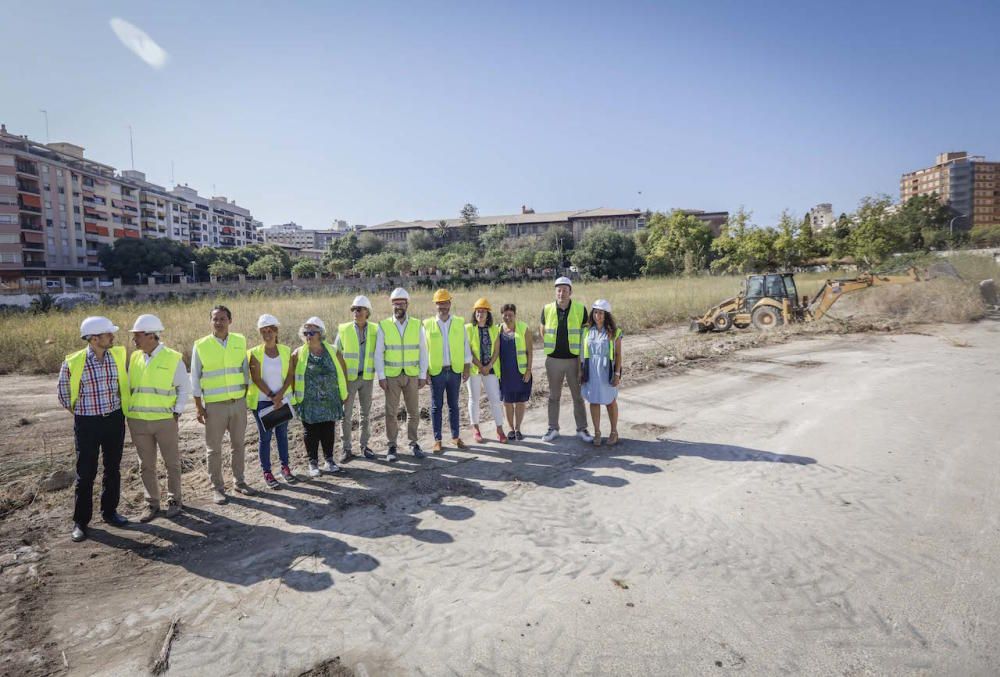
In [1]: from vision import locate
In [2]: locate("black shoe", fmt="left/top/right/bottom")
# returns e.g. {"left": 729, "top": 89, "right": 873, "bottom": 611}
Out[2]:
{"left": 340, "top": 451, "right": 354, "bottom": 464}
{"left": 507, "top": 430, "right": 516, "bottom": 441}
{"left": 103, "top": 512, "right": 129, "bottom": 527}
{"left": 386, "top": 446, "right": 398, "bottom": 463}
{"left": 410, "top": 442, "right": 426, "bottom": 459}
{"left": 515, "top": 431, "right": 524, "bottom": 441}
{"left": 71, "top": 524, "right": 87, "bottom": 542}
{"left": 362, "top": 447, "right": 376, "bottom": 460}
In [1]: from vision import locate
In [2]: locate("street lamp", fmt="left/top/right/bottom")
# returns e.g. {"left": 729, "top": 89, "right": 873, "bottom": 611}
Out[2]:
{"left": 949, "top": 213, "right": 967, "bottom": 241}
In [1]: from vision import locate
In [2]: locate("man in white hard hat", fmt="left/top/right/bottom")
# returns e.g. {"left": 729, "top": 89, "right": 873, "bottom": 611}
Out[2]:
{"left": 127, "top": 314, "right": 191, "bottom": 523}
{"left": 57, "top": 316, "right": 131, "bottom": 542}
{"left": 191, "top": 305, "right": 255, "bottom": 504}
{"left": 539, "top": 276, "right": 593, "bottom": 443}
{"left": 334, "top": 295, "right": 377, "bottom": 462}
{"left": 374, "top": 287, "right": 429, "bottom": 462}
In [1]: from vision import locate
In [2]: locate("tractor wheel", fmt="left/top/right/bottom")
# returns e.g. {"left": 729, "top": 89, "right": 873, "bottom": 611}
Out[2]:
{"left": 712, "top": 312, "right": 733, "bottom": 332}
{"left": 689, "top": 320, "right": 709, "bottom": 334}
{"left": 751, "top": 306, "right": 783, "bottom": 330}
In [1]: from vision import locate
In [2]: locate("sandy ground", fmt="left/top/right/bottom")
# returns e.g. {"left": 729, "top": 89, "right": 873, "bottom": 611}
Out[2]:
{"left": 2, "top": 317, "right": 999, "bottom": 676}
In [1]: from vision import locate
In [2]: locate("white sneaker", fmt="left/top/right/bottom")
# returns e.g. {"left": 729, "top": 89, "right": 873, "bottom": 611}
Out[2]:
{"left": 542, "top": 429, "right": 559, "bottom": 443}
{"left": 308, "top": 462, "right": 321, "bottom": 477}
{"left": 577, "top": 430, "right": 594, "bottom": 443}
{"left": 323, "top": 460, "right": 341, "bottom": 473}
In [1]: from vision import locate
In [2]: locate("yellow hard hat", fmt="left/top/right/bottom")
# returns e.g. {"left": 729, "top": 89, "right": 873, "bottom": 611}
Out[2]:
{"left": 432, "top": 289, "right": 452, "bottom": 303}
{"left": 473, "top": 297, "right": 492, "bottom": 312}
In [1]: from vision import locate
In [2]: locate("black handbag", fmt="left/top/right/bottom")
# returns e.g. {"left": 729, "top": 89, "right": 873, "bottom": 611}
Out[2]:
{"left": 259, "top": 403, "right": 293, "bottom": 431}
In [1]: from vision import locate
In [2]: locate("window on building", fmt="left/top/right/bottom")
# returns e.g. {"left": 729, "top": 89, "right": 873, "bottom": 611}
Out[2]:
{"left": 0, "top": 252, "right": 20, "bottom": 264}
{"left": 0, "top": 215, "right": 16, "bottom": 225}
{"left": 0, "top": 233, "right": 18, "bottom": 243}
{"left": 0, "top": 175, "right": 16, "bottom": 187}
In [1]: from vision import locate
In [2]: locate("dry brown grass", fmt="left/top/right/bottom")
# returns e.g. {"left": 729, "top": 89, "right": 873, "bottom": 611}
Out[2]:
{"left": 836, "top": 278, "right": 986, "bottom": 325}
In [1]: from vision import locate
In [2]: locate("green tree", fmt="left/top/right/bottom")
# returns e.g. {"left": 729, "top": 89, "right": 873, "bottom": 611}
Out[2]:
{"left": 407, "top": 229, "right": 436, "bottom": 252}
{"left": 797, "top": 217, "right": 821, "bottom": 261}
{"left": 570, "top": 226, "right": 641, "bottom": 279}
{"left": 969, "top": 223, "right": 1000, "bottom": 247}
{"left": 208, "top": 260, "right": 243, "bottom": 279}
{"left": 325, "top": 257, "right": 351, "bottom": 275}
{"left": 710, "top": 207, "right": 754, "bottom": 273}
{"left": 246, "top": 255, "right": 285, "bottom": 278}
{"left": 848, "top": 195, "right": 907, "bottom": 268}
{"left": 357, "top": 232, "right": 385, "bottom": 257}
{"left": 323, "top": 232, "right": 361, "bottom": 265}
{"left": 894, "top": 193, "right": 953, "bottom": 250}
{"left": 459, "top": 203, "right": 479, "bottom": 242}
{"left": 772, "top": 210, "right": 801, "bottom": 269}
{"left": 410, "top": 250, "right": 439, "bottom": 272}
{"left": 479, "top": 224, "right": 509, "bottom": 252}
{"left": 533, "top": 250, "right": 561, "bottom": 270}
{"left": 291, "top": 259, "right": 321, "bottom": 277}
{"left": 643, "top": 211, "right": 712, "bottom": 275}
{"left": 98, "top": 237, "right": 195, "bottom": 283}
{"left": 541, "top": 225, "right": 574, "bottom": 255}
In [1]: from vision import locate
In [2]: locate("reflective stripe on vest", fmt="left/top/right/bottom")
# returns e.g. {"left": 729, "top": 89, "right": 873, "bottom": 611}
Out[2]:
{"left": 424, "top": 316, "right": 465, "bottom": 376}
{"left": 65, "top": 345, "right": 129, "bottom": 415}
{"left": 194, "top": 333, "right": 247, "bottom": 403}
{"left": 542, "top": 301, "right": 585, "bottom": 355}
{"left": 582, "top": 327, "right": 623, "bottom": 361}
{"left": 127, "top": 346, "right": 182, "bottom": 420}
{"left": 379, "top": 318, "right": 421, "bottom": 377}
{"left": 465, "top": 323, "right": 500, "bottom": 376}
{"left": 246, "top": 343, "right": 291, "bottom": 407}
{"left": 337, "top": 322, "right": 376, "bottom": 381}
{"left": 291, "top": 341, "right": 348, "bottom": 405}
{"left": 496, "top": 321, "right": 529, "bottom": 381}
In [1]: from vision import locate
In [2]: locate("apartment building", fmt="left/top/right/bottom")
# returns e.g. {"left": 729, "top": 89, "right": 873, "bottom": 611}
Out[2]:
{"left": 263, "top": 222, "right": 343, "bottom": 250}
{"left": 900, "top": 152, "right": 1000, "bottom": 229}
{"left": 808, "top": 203, "right": 836, "bottom": 231}
{"left": 0, "top": 124, "right": 262, "bottom": 285}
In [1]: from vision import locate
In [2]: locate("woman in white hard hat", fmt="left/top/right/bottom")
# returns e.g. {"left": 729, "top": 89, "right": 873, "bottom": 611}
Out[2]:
{"left": 248, "top": 314, "right": 295, "bottom": 488}
{"left": 287, "top": 317, "right": 349, "bottom": 477}
{"left": 580, "top": 299, "right": 623, "bottom": 446}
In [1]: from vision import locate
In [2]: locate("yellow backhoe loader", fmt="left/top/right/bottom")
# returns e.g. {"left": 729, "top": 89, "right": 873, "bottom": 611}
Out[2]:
{"left": 690, "top": 268, "right": 922, "bottom": 332}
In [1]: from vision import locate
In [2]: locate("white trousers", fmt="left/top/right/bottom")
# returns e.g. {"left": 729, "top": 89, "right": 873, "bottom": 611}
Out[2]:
{"left": 467, "top": 373, "right": 504, "bottom": 425}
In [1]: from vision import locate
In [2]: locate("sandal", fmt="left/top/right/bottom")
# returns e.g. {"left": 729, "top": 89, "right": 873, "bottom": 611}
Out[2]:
{"left": 593, "top": 431, "right": 602, "bottom": 447}
{"left": 607, "top": 431, "right": 619, "bottom": 446}
{"left": 473, "top": 429, "right": 484, "bottom": 444}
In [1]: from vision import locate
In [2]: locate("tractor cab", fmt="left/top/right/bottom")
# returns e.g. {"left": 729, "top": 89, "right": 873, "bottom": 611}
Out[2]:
{"left": 743, "top": 273, "right": 798, "bottom": 313}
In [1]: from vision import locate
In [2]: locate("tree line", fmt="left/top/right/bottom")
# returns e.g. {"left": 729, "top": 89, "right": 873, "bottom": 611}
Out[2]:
{"left": 97, "top": 195, "right": 999, "bottom": 284}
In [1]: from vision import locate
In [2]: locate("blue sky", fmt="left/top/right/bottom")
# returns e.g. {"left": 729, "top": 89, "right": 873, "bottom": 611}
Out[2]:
{"left": 3, "top": 1, "right": 998, "bottom": 229}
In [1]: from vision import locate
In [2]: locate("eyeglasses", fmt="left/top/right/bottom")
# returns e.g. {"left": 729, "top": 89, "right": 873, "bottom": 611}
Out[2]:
{"left": 351, "top": 307, "right": 364, "bottom": 312}
{"left": 303, "top": 330, "right": 318, "bottom": 337}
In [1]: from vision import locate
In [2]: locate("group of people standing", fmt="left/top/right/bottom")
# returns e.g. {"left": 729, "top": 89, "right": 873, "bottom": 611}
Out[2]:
{"left": 57, "top": 276, "right": 623, "bottom": 542}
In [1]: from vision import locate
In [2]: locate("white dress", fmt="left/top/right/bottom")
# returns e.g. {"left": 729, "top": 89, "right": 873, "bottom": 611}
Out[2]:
{"left": 581, "top": 327, "right": 618, "bottom": 405}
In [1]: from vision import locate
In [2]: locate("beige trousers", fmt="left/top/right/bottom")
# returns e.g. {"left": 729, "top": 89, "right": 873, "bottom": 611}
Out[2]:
{"left": 384, "top": 374, "right": 420, "bottom": 446}
{"left": 128, "top": 417, "right": 182, "bottom": 508}
{"left": 545, "top": 356, "right": 588, "bottom": 432}
{"left": 340, "top": 377, "right": 374, "bottom": 459}
{"left": 205, "top": 398, "right": 247, "bottom": 491}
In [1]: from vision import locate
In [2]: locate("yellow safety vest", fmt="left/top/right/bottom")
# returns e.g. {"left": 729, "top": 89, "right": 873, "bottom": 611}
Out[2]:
{"left": 496, "top": 321, "right": 529, "bottom": 381}
{"left": 424, "top": 316, "right": 466, "bottom": 376}
{"left": 193, "top": 333, "right": 247, "bottom": 403}
{"left": 127, "top": 345, "right": 182, "bottom": 420}
{"left": 582, "top": 327, "right": 623, "bottom": 361}
{"left": 291, "top": 341, "right": 348, "bottom": 404}
{"left": 246, "top": 343, "right": 291, "bottom": 407}
{"left": 337, "top": 322, "right": 376, "bottom": 381}
{"left": 542, "top": 301, "right": 585, "bottom": 356}
{"left": 65, "top": 345, "right": 129, "bottom": 415}
{"left": 379, "top": 317, "right": 421, "bottom": 377}
{"left": 465, "top": 323, "right": 500, "bottom": 376}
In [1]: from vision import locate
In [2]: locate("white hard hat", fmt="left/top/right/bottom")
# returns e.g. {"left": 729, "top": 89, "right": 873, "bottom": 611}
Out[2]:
{"left": 257, "top": 313, "right": 280, "bottom": 329}
{"left": 351, "top": 295, "right": 373, "bottom": 311}
{"left": 129, "top": 314, "right": 164, "bottom": 333}
{"left": 554, "top": 276, "right": 573, "bottom": 287}
{"left": 303, "top": 316, "right": 326, "bottom": 332}
{"left": 592, "top": 299, "right": 612, "bottom": 313}
{"left": 80, "top": 316, "right": 118, "bottom": 338}
{"left": 390, "top": 287, "right": 409, "bottom": 301}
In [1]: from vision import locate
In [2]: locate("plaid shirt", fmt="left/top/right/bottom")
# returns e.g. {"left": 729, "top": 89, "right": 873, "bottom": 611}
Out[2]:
{"left": 57, "top": 347, "right": 123, "bottom": 416}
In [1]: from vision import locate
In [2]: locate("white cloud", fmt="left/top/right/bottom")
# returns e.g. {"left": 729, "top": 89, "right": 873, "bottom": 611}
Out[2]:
{"left": 109, "top": 17, "right": 169, "bottom": 69}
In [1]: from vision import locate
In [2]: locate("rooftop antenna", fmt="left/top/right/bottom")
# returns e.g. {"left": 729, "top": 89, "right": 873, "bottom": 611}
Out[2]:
{"left": 39, "top": 109, "right": 49, "bottom": 143}
{"left": 128, "top": 124, "right": 135, "bottom": 169}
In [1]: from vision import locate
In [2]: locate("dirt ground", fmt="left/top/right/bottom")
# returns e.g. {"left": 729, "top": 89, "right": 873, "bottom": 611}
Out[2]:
{"left": 1, "top": 314, "right": 998, "bottom": 675}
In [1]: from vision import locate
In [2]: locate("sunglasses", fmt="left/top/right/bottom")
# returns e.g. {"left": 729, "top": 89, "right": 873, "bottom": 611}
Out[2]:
{"left": 351, "top": 307, "right": 364, "bottom": 312}
{"left": 303, "top": 330, "right": 319, "bottom": 337}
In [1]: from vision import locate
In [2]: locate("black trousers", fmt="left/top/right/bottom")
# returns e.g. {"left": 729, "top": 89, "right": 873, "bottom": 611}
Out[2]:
{"left": 302, "top": 420, "right": 336, "bottom": 463}
{"left": 73, "top": 409, "right": 125, "bottom": 527}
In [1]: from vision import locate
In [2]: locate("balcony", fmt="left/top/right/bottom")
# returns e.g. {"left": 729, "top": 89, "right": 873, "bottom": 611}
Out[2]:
{"left": 17, "top": 181, "right": 40, "bottom": 195}
{"left": 15, "top": 161, "right": 38, "bottom": 176}
{"left": 20, "top": 215, "right": 42, "bottom": 230}
{"left": 23, "top": 259, "right": 47, "bottom": 268}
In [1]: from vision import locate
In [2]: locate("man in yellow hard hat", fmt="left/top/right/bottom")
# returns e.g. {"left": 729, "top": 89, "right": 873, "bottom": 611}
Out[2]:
{"left": 57, "top": 316, "right": 131, "bottom": 542}
{"left": 374, "top": 287, "right": 429, "bottom": 462}
{"left": 424, "top": 288, "right": 471, "bottom": 452}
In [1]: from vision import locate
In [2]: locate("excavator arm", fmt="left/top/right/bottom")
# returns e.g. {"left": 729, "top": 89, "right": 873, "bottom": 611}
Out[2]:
{"left": 806, "top": 267, "right": 921, "bottom": 321}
